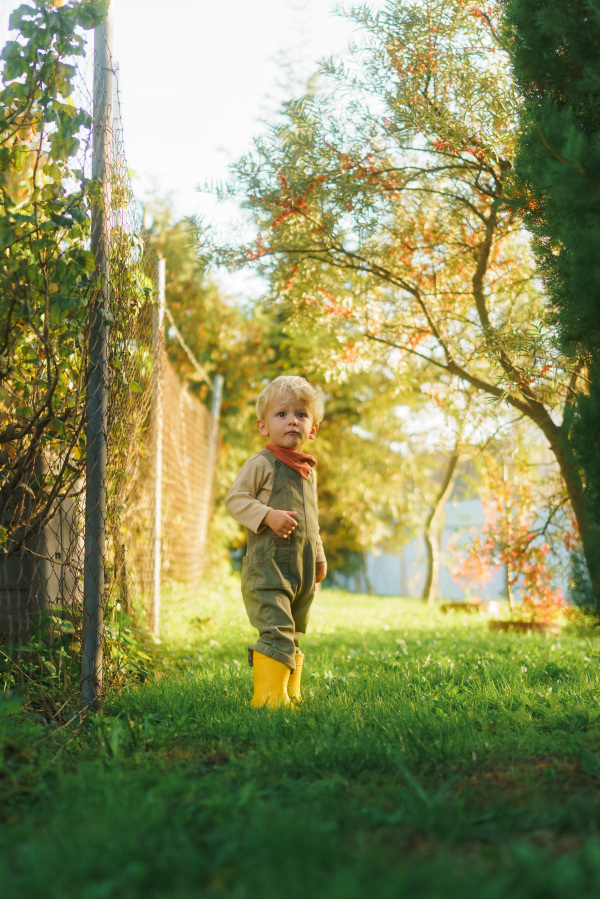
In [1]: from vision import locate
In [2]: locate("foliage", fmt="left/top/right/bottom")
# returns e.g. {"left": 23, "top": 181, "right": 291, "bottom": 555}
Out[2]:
{"left": 208, "top": 0, "right": 592, "bottom": 586}
{"left": 3, "top": 585, "right": 600, "bottom": 895}
{"left": 450, "top": 450, "right": 570, "bottom": 622}
{"left": 0, "top": 1, "right": 159, "bottom": 710}
{"left": 145, "top": 204, "right": 417, "bottom": 572}
{"left": 142, "top": 203, "right": 289, "bottom": 560}
{"left": 143, "top": 204, "right": 274, "bottom": 454}
{"left": 0, "top": 0, "right": 108, "bottom": 552}
{"left": 0, "top": 611, "right": 79, "bottom": 713}
{"left": 504, "top": 0, "right": 600, "bottom": 609}
{"left": 504, "top": 0, "right": 600, "bottom": 356}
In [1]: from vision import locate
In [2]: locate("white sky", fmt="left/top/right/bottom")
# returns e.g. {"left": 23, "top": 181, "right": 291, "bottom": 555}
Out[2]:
{"left": 110, "top": 1, "right": 357, "bottom": 218}
{"left": 0, "top": 0, "right": 368, "bottom": 296}
{"left": 1, "top": 0, "right": 359, "bottom": 217}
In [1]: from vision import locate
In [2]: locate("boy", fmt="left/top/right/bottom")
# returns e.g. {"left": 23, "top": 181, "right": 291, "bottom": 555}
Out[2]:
{"left": 225, "top": 375, "right": 327, "bottom": 709}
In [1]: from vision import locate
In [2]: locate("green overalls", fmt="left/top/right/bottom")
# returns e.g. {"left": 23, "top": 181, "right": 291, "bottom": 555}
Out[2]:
{"left": 241, "top": 449, "right": 320, "bottom": 671}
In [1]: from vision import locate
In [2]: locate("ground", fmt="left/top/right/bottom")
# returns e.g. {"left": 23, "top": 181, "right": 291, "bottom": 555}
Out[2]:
{"left": 2, "top": 579, "right": 600, "bottom": 898}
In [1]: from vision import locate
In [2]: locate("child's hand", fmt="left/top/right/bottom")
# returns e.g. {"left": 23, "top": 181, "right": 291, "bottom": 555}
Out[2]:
{"left": 264, "top": 509, "right": 297, "bottom": 538}
{"left": 315, "top": 561, "right": 327, "bottom": 583}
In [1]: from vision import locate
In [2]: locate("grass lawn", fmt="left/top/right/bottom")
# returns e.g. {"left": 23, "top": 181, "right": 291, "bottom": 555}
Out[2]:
{"left": 2, "top": 578, "right": 600, "bottom": 898}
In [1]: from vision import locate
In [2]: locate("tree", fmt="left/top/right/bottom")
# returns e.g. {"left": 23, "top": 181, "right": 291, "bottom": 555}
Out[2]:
{"left": 209, "top": 0, "right": 591, "bottom": 589}
{"left": 145, "top": 204, "right": 417, "bottom": 573}
{"left": 450, "top": 444, "right": 570, "bottom": 622}
{"left": 504, "top": 0, "right": 600, "bottom": 607}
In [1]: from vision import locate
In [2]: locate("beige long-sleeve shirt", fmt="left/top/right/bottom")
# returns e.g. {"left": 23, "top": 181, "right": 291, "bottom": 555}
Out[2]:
{"left": 225, "top": 453, "right": 326, "bottom": 564}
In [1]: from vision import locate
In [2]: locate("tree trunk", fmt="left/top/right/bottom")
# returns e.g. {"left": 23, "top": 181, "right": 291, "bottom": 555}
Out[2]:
{"left": 543, "top": 423, "right": 600, "bottom": 605}
{"left": 423, "top": 527, "right": 442, "bottom": 605}
{"left": 502, "top": 463, "right": 516, "bottom": 617}
{"left": 505, "top": 562, "right": 516, "bottom": 618}
{"left": 422, "top": 453, "right": 461, "bottom": 604}
{"left": 515, "top": 398, "right": 600, "bottom": 605}
{"left": 361, "top": 552, "right": 375, "bottom": 595}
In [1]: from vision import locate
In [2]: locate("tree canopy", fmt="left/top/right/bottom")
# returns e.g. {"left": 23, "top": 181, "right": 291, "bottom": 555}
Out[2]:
{"left": 207, "top": 0, "right": 590, "bottom": 586}
{"left": 505, "top": 0, "right": 600, "bottom": 607}
{"left": 145, "top": 207, "right": 415, "bottom": 572}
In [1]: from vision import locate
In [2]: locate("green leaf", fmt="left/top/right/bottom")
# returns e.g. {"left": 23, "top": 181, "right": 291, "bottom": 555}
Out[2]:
{"left": 30, "top": 238, "right": 56, "bottom": 250}
{"left": 9, "top": 146, "right": 28, "bottom": 172}
{"left": 77, "top": 250, "right": 96, "bottom": 273}
{"left": 129, "top": 381, "right": 143, "bottom": 394}
{"left": 50, "top": 212, "right": 75, "bottom": 228}
{"left": 1, "top": 39, "right": 21, "bottom": 61}
{"left": 8, "top": 4, "right": 36, "bottom": 31}
{"left": 42, "top": 161, "right": 62, "bottom": 181}
{"left": 77, "top": 0, "right": 109, "bottom": 30}
{"left": 48, "top": 132, "right": 79, "bottom": 163}
{"left": 1, "top": 42, "right": 26, "bottom": 82}
{"left": 49, "top": 293, "right": 84, "bottom": 319}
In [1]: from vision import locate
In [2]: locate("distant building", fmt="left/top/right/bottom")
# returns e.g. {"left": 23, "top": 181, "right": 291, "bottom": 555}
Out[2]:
{"left": 327, "top": 496, "right": 569, "bottom": 600}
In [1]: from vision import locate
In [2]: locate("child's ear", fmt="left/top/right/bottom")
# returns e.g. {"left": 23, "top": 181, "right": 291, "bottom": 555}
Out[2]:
{"left": 257, "top": 419, "right": 269, "bottom": 438}
{"left": 308, "top": 422, "right": 319, "bottom": 440}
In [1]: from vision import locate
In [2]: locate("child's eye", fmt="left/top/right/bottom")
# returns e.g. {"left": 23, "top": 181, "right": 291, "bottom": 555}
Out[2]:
{"left": 298, "top": 412, "right": 307, "bottom": 418}
{"left": 276, "top": 411, "right": 286, "bottom": 417}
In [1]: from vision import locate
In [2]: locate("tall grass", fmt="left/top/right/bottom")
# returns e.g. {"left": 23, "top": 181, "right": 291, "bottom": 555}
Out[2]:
{"left": 2, "top": 581, "right": 600, "bottom": 898}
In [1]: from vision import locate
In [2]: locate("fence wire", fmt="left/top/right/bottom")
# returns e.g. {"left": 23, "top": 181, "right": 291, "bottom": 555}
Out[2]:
{"left": 120, "top": 267, "right": 220, "bottom": 634}
{"left": 0, "top": 8, "right": 220, "bottom": 709}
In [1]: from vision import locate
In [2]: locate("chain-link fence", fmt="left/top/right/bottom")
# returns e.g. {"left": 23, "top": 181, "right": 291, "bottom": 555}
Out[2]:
{"left": 0, "top": 7, "right": 220, "bottom": 710}
{"left": 120, "top": 260, "right": 223, "bottom": 641}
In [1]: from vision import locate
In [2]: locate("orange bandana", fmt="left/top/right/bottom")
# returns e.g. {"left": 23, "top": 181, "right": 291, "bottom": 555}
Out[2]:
{"left": 265, "top": 445, "right": 317, "bottom": 479}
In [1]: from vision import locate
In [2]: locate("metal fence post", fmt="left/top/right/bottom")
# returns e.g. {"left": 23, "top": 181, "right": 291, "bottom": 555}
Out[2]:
{"left": 195, "top": 374, "right": 223, "bottom": 571}
{"left": 150, "top": 258, "right": 166, "bottom": 641}
{"left": 81, "top": 12, "right": 113, "bottom": 710}
{"left": 209, "top": 376, "right": 224, "bottom": 473}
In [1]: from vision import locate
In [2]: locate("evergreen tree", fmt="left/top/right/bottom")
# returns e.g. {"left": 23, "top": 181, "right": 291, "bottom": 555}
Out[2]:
{"left": 505, "top": 0, "right": 600, "bottom": 607}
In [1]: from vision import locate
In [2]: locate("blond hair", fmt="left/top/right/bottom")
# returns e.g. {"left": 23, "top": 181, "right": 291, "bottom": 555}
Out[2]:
{"left": 255, "top": 376, "right": 325, "bottom": 424}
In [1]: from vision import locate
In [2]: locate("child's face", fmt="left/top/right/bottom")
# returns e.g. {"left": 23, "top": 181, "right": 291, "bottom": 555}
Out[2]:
{"left": 257, "top": 392, "right": 318, "bottom": 451}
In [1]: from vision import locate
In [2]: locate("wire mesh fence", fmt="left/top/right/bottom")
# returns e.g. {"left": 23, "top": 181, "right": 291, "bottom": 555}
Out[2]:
{"left": 0, "top": 6, "right": 220, "bottom": 709}
{"left": 120, "top": 260, "right": 223, "bottom": 640}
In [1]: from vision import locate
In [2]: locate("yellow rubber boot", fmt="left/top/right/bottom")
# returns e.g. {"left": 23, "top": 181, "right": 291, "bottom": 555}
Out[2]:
{"left": 250, "top": 651, "right": 291, "bottom": 710}
{"left": 288, "top": 652, "right": 304, "bottom": 705}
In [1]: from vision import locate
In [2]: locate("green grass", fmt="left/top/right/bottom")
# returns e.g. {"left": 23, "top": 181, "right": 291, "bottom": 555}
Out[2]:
{"left": 2, "top": 579, "right": 600, "bottom": 898}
